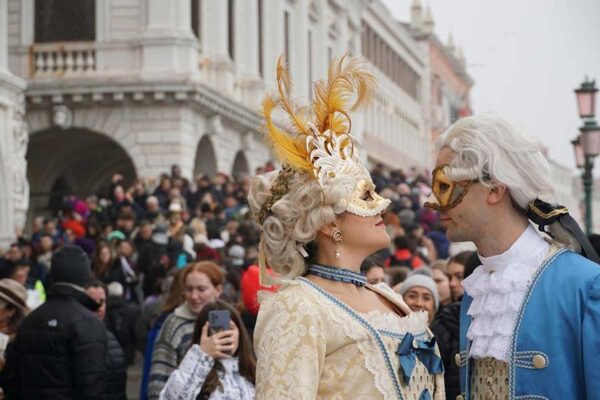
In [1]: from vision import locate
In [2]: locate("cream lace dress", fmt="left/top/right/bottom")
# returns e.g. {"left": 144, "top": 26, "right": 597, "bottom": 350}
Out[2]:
{"left": 254, "top": 278, "right": 445, "bottom": 399}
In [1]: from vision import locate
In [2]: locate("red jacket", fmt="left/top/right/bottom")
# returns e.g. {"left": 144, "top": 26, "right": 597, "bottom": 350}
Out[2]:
{"left": 240, "top": 265, "right": 278, "bottom": 315}
{"left": 385, "top": 248, "right": 424, "bottom": 269}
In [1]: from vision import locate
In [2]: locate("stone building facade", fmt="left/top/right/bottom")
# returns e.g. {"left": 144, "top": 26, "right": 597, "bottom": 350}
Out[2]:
{"left": 407, "top": 0, "right": 473, "bottom": 144}
{"left": 1, "top": 0, "right": 461, "bottom": 245}
{"left": 360, "top": 0, "right": 430, "bottom": 169}
{"left": 0, "top": 0, "right": 27, "bottom": 248}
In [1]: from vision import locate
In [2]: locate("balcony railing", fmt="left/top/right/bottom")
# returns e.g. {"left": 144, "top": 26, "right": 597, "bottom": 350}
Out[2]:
{"left": 31, "top": 42, "right": 96, "bottom": 78}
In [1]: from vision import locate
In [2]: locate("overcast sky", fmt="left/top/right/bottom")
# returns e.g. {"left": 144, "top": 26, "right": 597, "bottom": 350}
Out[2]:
{"left": 381, "top": 0, "right": 600, "bottom": 171}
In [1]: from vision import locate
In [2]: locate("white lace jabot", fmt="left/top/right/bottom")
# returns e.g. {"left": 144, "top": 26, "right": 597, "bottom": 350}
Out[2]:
{"left": 462, "top": 225, "right": 549, "bottom": 362}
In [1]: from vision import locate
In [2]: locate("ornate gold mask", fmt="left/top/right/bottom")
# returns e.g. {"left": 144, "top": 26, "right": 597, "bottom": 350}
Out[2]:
{"left": 424, "top": 165, "right": 475, "bottom": 212}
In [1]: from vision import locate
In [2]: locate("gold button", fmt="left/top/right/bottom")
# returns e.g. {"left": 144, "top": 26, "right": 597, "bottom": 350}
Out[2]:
{"left": 456, "top": 396, "right": 464, "bottom": 400}
{"left": 455, "top": 353, "right": 462, "bottom": 367}
{"left": 533, "top": 354, "right": 547, "bottom": 369}
{"left": 485, "top": 388, "right": 493, "bottom": 400}
{"left": 485, "top": 366, "right": 495, "bottom": 376}
{"left": 485, "top": 376, "right": 494, "bottom": 386}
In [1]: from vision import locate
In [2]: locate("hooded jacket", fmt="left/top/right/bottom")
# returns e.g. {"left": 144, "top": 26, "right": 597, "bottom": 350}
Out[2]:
{"left": 1, "top": 283, "right": 108, "bottom": 399}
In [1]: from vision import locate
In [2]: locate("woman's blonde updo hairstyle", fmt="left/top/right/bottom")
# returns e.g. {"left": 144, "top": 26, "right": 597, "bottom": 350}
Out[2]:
{"left": 250, "top": 55, "right": 377, "bottom": 280}
{"left": 248, "top": 169, "right": 351, "bottom": 280}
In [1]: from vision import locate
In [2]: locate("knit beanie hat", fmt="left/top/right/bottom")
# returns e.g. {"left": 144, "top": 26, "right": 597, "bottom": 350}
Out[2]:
{"left": 398, "top": 274, "right": 439, "bottom": 310}
{"left": 50, "top": 245, "right": 91, "bottom": 288}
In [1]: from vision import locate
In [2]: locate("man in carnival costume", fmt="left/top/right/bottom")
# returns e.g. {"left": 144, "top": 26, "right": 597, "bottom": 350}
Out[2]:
{"left": 424, "top": 115, "right": 600, "bottom": 399}
{"left": 248, "top": 57, "right": 445, "bottom": 398}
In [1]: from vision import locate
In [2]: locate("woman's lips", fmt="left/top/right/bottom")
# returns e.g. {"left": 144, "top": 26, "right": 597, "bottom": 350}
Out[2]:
{"left": 375, "top": 220, "right": 385, "bottom": 226}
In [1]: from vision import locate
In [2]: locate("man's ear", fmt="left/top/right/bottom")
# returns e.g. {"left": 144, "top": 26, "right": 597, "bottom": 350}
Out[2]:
{"left": 486, "top": 182, "right": 509, "bottom": 205}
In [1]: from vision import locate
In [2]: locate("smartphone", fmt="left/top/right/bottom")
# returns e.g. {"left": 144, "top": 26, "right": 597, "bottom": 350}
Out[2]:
{"left": 208, "top": 310, "right": 231, "bottom": 336}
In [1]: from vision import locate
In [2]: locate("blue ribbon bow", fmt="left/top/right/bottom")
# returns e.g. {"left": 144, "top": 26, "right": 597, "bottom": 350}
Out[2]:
{"left": 395, "top": 332, "right": 444, "bottom": 385}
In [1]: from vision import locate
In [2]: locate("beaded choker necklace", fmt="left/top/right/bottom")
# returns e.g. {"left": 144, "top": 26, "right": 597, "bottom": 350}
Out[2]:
{"left": 306, "top": 263, "right": 367, "bottom": 287}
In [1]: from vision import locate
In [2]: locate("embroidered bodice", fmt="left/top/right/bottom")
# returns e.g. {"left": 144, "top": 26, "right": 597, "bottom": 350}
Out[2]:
{"left": 254, "top": 279, "right": 445, "bottom": 399}
{"left": 360, "top": 308, "right": 429, "bottom": 336}
{"left": 470, "top": 358, "right": 509, "bottom": 400}
{"left": 360, "top": 306, "right": 438, "bottom": 399}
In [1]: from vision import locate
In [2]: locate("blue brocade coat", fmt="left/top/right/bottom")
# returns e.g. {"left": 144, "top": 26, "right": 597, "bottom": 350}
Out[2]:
{"left": 458, "top": 249, "right": 600, "bottom": 400}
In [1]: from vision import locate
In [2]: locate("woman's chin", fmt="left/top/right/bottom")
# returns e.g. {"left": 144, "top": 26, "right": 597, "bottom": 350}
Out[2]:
{"left": 364, "top": 236, "right": 391, "bottom": 254}
{"left": 378, "top": 230, "right": 392, "bottom": 247}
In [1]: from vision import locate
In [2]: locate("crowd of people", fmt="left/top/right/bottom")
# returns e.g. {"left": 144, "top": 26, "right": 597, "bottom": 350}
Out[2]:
{"left": 0, "top": 162, "right": 476, "bottom": 399}
{"left": 1, "top": 42, "right": 598, "bottom": 397}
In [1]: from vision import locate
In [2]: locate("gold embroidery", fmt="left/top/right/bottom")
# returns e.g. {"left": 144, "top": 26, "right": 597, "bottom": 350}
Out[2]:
{"left": 527, "top": 200, "right": 568, "bottom": 220}
{"left": 471, "top": 358, "right": 509, "bottom": 400}
{"left": 256, "top": 165, "right": 296, "bottom": 224}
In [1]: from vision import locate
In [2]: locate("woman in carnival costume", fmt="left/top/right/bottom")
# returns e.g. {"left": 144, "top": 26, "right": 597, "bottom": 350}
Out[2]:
{"left": 248, "top": 56, "right": 445, "bottom": 399}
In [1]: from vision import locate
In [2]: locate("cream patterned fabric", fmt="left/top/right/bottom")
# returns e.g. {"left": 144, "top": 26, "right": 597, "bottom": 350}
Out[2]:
{"left": 254, "top": 279, "right": 445, "bottom": 399}
{"left": 470, "top": 358, "right": 509, "bottom": 400}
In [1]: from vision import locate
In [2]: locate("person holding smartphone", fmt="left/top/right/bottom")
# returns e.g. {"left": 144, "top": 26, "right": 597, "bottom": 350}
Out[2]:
{"left": 148, "top": 262, "right": 224, "bottom": 399}
{"left": 159, "top": 301, "right": 255, "bottom": 400}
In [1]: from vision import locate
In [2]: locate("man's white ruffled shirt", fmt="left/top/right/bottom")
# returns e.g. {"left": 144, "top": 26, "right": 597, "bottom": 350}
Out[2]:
{"left": 462, "top": 225, "right": 549, "bottom": 362}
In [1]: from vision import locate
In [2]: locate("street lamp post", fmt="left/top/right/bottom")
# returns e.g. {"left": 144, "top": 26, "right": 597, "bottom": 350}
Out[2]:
{"left": 572, "top": 78, "right": 600, "bottom": 235}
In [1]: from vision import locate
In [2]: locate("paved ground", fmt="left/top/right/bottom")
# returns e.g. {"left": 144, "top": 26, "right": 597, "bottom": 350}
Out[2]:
{"left": 126, "top": 351, "right": 144, "bottom": 400}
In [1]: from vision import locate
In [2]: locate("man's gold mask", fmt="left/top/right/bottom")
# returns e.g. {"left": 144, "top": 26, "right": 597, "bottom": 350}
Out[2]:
{"left": 424, "top": 165, "right": 475, "bottom": 212}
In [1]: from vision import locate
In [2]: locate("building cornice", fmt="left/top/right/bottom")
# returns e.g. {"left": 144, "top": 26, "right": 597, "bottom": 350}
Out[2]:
{"left": 24, "top": 80, "right": 263, "bottom": 133}
{"left": 0, "top": 70, "right": 27, "bottom": 93}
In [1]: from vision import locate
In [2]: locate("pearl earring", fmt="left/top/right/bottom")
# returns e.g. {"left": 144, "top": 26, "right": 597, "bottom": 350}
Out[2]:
{"left": 332, "top": 229, "right": 343, "bottom": 258}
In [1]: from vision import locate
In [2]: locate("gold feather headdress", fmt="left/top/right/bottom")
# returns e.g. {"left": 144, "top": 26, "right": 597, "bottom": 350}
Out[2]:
{"left": 256, "top": 55, "right": 391, "bottom": 284}
{"left": 257, "top": 55, "right": 390, "bottom": 222}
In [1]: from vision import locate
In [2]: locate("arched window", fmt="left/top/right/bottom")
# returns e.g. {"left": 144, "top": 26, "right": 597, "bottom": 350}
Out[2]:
{"left": 35, "top": 0, "right": 96, "bottom": 43}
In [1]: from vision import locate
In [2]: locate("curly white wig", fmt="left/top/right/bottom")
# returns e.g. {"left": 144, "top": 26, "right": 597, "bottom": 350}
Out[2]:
{"left": 437, "top": 115, "right": 556, "bottom": 209}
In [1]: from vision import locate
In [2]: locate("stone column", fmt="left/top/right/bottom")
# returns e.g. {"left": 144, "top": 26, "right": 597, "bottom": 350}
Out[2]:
{"left": 201, "top": 0, "right": 235, "bottom": 94}
{"left": 0, "top": 0, "right": 27, "bottom": 248}
{"left": 141, "top": 0, "right": 197, "bottom": 79}
{"left": 235, "top": 0, "right": 264, "bottom": 108}
{"left": 290, "top": 0, "right": 309, "bottom": 99}
{"left": 336, "top": 10, "right": 349, "bottom": 56}
{"left": 0, "top": 0, "right": 6, "bottom": 72}
{"left": 346, "top": 4, "right": 366, "bottom": 143}
{"left": 261, "top": 0, "right": 284, "bottom": 90}
{"left": 311, "top": 4, "right": 328, "bottom": 81}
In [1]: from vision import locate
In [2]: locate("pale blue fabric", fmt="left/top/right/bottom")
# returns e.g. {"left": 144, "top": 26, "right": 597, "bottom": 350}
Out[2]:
{"left": 459, "top": 250, "right": 600, "bottom": 399}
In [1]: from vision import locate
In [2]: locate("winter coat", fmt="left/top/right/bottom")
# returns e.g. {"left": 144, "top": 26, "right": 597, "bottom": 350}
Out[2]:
{"left": 147, "top": 304, "right": 195, "bottom": 400}
{"left": 106, "top": 330, "right": 127, "bottom": 400}
{"left": 1, "top": 283, "right": 107, "bottom": 400}
{"left": 106, "top": 295, "right": 139, "bottom": 365}
{"left": 159, "top": 345, "right": 254, "bottom": 400}
{"left": 430, "top": 301, "right": 461, "bottom": 400}
{"left": 140, "top": 312, "right": 169, "bottom": 400}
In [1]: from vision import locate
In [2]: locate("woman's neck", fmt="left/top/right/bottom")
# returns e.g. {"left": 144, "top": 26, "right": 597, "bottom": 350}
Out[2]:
{"left": 314, "top": 251, "right": 364, "bottom": 273}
